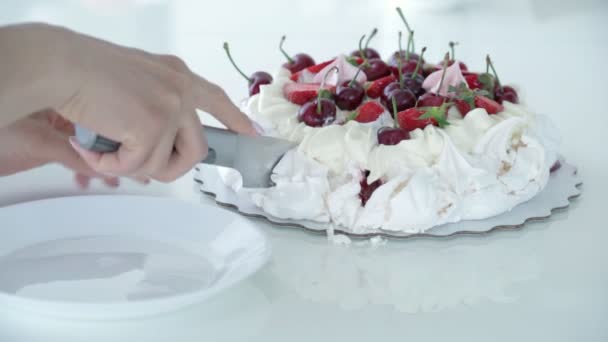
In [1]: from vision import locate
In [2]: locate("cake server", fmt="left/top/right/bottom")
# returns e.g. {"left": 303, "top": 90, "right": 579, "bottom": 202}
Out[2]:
{"left": 74, "top": 125, "right": 294, "bottom": 188}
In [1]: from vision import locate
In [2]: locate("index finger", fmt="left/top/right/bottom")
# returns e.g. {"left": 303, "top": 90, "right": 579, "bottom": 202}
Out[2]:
{"left": 192, "top": 75, "right": 257, "bottom": 136}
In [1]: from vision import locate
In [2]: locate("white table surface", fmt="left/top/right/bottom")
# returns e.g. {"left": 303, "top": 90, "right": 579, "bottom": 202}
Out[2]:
{"left": 0, "top": 0, "right": 607, "bottom": 341}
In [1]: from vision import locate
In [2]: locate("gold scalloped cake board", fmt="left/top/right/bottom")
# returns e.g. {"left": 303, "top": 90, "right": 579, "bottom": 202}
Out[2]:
{"left": 194, "top": 163, "right": 581, "bottom": 239}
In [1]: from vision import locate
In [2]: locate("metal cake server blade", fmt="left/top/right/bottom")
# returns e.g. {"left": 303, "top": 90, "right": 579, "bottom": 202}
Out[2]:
{"left": 75, "top": 125, "right": 294, "bottom": 188}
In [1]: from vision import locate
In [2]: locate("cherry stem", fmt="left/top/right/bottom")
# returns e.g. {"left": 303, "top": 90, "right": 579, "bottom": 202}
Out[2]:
{"left": 396, "top": 7, "right": 414, "bottom": 51}
{"left": 397, "top": 48, "right": 404, "bottom": 88}
{"left": 318, "top": 66, "right": 339, "bottom": 114}
{"left": 449, "top": 41, "right": 458, "bottom": 61}
{"left": 405, "top": 31, "right": 414, "bottom": 60}
{"left": 392, "top": 96, "right": 399, "bottom": 128}
{"left": 279, "top": 36, "right": 294, "bottom": 64}
{"left": 358, "top": 34, "right": 368, "bottom": 64}
{"left": 407, "top": 31, "right": 416, "bottom": 59}
{"left": 364, "top": 28, "right": 378, "bottom": 50}
{"left": 223, "top": 42, "right": 251, "bottom": 83}
{"left": 411, "top": 46, "right": 427, "bottom": 78}
{"left": 437, "top": 52, "right": 450, "bottom": 94}
{"left": 348, "top": 65, "right": 364, "bottom": 88}
{"left": 398, "top": 31, "right": 403, "bottom": 57}
{"left": 486, "top": 55, "right": 503, "bottom": 90}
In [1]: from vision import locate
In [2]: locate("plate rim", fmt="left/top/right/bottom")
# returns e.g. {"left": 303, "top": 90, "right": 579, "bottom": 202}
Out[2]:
{"left": 0, "top": 195, "right": 271, "bottom": 319}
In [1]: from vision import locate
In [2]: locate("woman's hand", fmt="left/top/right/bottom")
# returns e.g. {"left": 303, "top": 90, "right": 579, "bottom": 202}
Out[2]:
{"left": 0, "top": 109, "right": 129, "bottom": 188}
{"left": 0, "top": 23, "right": 257, "bottom": 182}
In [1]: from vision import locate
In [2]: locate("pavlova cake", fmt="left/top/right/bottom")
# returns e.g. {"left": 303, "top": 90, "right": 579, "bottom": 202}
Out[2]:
{"left": 219, "top": 8, "right": 561, "bottom": 235}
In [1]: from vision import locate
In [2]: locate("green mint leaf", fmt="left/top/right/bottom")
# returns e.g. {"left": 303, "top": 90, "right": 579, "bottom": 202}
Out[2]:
{"left": 419, "top": 111, "right": 432, "bottom": 120}
{"left": 436, "top": 116, "right": 450, "bottom": 128}
{"left": 478, "top": 73, "right": 495, "bottom": 98}
{"left": 474, "top": 89, "right": 491, "bottom": 98}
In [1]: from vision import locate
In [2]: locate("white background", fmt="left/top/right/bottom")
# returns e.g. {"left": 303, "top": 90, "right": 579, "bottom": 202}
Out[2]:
{"left": 0, "top": 0, "right": 607, "bottom": 341}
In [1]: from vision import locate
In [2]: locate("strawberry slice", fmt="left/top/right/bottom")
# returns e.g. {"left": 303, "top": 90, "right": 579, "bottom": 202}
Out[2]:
{"left": 352, "top": 101, "right": 385, "bottom": 123}
{"left": 474, "top": 95, "right": 504, "bottom": 114}
{"left": 465, "top": 74, "right": 482, "bottom": 90}
{"left": 453, "top": 99, "right": 472, "bottom": 116}
{"left": 397, "top": 108, "right": 436, "bottom": 131}
{"left": 397, "top": 103, "right": 450, "bottom": 131}
{"left": 283, "top": 83, "right": 335, "bottom": 105}
{"left": 307, "top": 59, "right": 334, "bottom": 73}
{"left": 365, "top": 75, "right": 397, "bottom": 99}
{"left": 290, "top": 59, "right": 335, "bottom": 82}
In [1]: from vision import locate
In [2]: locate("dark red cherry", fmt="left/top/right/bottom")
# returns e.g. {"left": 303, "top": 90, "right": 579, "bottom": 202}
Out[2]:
{"left": 495, "top": 85, "right": 519, "bottom": 104}
{"left": 388, "top": 51, "right": 421, "bottom": 69}
{"left": 486, "top": 55, "right": 518, "bottom": 104}
{"left": 390, "top": 59, "right": 418, "bottom": 77}
{"left": 377, "top": 127, "right": 410, "bottom": 146}
{"left": 224, "top": 42, "right": 273, "bottom": 96}
{"left": 383, "top": 88, "right": 416, "bottom": 112}
{"left": 418, "top": 93, "right": 447, "bottom": 107}
{"left": 279, "top": 36, "right": 315, "bottom": 73}
{"left": 335, "top": 81, "right": 365, "bottom": 111}
{"left": 297, "top": 98, "right": 337, "bottom": 127}
{"left": 363, "top": 58, "right": 391, "bottom": 81}
{"left": 351, "top": 48, "right": 381, "bottom": 60}
{"left": 401, "top": 72, "right": 425, "bottom": 96}
{"left": 283, "top": 54, "right": 315, "bottom": 73}
{"left": 381, "top": 82, "right": 402, "bottom": 102}
{"left": 351, "top": 28, "right": 381, "bottom": 60}
{"left": 249, "top": 72, "right": 273, "bottom": 96}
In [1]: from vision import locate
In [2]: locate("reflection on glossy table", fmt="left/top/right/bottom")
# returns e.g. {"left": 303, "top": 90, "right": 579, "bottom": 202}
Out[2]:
{"left": 0, "top": 0, "right": 606, "bottom": 341}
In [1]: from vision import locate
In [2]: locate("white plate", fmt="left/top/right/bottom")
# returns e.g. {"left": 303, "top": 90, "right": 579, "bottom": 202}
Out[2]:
{"left": 0, "top": 196, "right": 271, "bottom": 320}
{"left": 194, "top": 162, "right": 582, "bottom": 238}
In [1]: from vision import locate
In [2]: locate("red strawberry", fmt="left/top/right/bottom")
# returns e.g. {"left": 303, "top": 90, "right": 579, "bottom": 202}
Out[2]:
{"left": 352, "top": 101, "right": 385, "bottom": 123}
{"left": 465, "top": 74, "right": 482, "bottom": 90}
{"left": 397, "top": 108, "right": 436, "bottom": 131}
{"left": 418, "top": 93, "right": 447, "bottom": 107}
{"left": 397, "top": 103, "right": 450, "bottom": 131}
{"left": 290, "top": 59, "right": 335, "bottom": 82}
{"left": 365, "top": 75, "right": 397, "bottom": 99}
{"left": 306, "top": 59, "right": 334, "bottom": 73}
{"left": 474, "top": 96, "right": 504, "bottom": 114}
{"left": 453, "top": 99, "right": 472, "bottom": 116}
{"left": 283, "top": 83, "right": 335, "bottom": 105}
